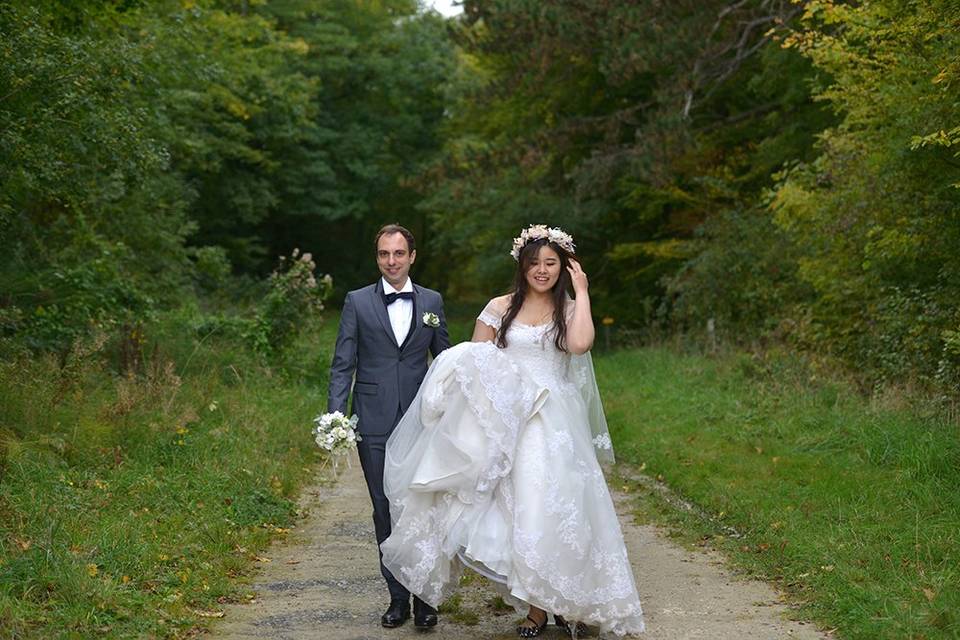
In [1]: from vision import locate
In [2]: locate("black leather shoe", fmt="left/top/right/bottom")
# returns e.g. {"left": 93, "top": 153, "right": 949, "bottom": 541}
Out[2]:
{"left": 381, "top": 599, "right": 411, "bottom": 628}
{"left": 414, "top": 597, "right": 438, "bottom": 629}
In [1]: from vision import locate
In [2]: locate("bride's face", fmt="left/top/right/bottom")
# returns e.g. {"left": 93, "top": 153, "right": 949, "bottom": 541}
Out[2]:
{"left": 525, "top": 245, "right": 562, "bottom": 294}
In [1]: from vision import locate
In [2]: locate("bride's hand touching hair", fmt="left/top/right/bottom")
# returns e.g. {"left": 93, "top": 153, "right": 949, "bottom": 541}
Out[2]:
{"left": 567, "top": 257, "right": 588, "bottom": 296}
{"left": 565, "top": 258, "right": 595, "bottom": 355}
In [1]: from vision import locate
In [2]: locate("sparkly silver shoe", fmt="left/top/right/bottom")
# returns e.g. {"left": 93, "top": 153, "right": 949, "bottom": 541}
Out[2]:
{"left": 517, "top": 611, "right": 548, "bottom": 637}
{"left": 555, "top": 614, "right": 588, "bottom": 638}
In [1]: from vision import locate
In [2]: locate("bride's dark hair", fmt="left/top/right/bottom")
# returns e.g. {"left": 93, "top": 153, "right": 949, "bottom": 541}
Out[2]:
{"left": 497, "top": 238, "right": 574, "bottom": 352}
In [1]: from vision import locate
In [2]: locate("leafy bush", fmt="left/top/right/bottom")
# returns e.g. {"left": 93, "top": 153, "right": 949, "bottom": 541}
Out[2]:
{"left": 191, "top": 250, "right": 333, "bottom": 359}
{"left": 769, "top": 1, "right": 960, "bottom": 393}
{"left": 663, "top": 207, "right": 813, "bottom": 340}
{"left": 249, "top": 250, "right": 333, "bottom": 356}
{"left": 3, "top": 238, "right": 154, "bottom": 356}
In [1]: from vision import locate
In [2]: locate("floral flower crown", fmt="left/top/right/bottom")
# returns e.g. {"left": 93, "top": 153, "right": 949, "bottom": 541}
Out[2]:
{"left": 510, "top": 224, "right": 576, "bottom": 261}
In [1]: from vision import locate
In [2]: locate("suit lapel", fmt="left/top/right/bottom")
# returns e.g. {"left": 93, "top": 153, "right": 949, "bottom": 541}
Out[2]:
{"left": 371, "top": 281, "right": 399, "bottom": 348}
{"left": 400, "top": 286, "right": 422, "bottom": 353}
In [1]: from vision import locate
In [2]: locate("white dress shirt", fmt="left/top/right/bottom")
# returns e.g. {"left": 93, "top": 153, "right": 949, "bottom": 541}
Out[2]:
{"left": 382, "top": 276, "right": 413, "bottom": 346}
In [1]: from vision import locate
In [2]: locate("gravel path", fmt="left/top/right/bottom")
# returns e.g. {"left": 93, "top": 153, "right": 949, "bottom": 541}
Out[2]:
{"left": 210, "top": 453, "right": 828, "bottom": 640}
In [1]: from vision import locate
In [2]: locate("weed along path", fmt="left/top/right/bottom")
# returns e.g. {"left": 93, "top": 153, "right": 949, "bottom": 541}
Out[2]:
{"left": 210, "top": 454, "right": 828, "bottom": 640}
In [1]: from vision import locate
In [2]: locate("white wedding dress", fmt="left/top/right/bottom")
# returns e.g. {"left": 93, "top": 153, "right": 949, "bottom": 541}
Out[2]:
{"left": 381, "top": 298, "right": 645, "bottom": 636}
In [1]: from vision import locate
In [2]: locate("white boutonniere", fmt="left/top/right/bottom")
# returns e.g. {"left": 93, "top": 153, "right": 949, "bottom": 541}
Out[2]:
{"left": 422, "top": 312, "right": 440, "bottom": 328}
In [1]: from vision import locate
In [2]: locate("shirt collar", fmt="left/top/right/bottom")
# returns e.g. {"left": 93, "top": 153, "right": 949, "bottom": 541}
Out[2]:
{"left": 382, "top": 276, "right": 413, "bottom": 294}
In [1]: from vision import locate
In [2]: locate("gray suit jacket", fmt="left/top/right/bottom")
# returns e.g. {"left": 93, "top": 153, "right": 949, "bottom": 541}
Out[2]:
{"left": 327, "top": 280, "right": 451, "bottom": 436}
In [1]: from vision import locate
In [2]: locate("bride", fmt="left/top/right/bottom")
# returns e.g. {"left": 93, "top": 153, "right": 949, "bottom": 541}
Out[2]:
{"left": 380, "top": 225, "right": 645, "bottom": 637}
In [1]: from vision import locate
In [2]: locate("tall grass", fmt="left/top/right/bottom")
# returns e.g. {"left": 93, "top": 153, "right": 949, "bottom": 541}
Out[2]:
{"left": 599, "top": 347, "right": 960, "bottom": 640}
{"left": 0, "top": 310, "right": 337, "bottom": 638}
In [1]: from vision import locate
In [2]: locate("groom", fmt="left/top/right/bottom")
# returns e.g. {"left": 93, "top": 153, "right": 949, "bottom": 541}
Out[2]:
{"left": 327, "top": 224, "right": 451, "bottom": 628}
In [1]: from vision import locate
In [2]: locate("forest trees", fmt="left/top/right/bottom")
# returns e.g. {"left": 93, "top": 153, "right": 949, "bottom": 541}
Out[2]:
{"left": 771, "top": 0, "right": 960, "bottom": 390}
{"left": 419, "top": 0, "right": 831, "bottom": 318}
{"left": 4, "top": 0, "right": 958, "bottom": 395}
{"left": 1, "top": 0, "right": 452, "bottom": 353}
{"left": 426, "top": 0, "right": 960, "bottom": 395}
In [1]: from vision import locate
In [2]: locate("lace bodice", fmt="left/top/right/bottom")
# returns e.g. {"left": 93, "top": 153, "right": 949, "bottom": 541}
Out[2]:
{"left": 477, "top": 298, "right": 573, "bottom": 392}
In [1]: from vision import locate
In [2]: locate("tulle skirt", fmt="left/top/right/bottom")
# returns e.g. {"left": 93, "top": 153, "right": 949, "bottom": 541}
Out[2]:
{"left": 381, "top": 342, "right": 644, "bottom": 636}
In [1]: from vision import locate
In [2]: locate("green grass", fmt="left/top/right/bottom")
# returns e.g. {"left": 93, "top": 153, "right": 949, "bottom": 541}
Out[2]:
{"left": 598, "top": 346, "right": 960, "bottom": 640}
{"left": 0, "top": 311, "right": 338, "bottom": 639}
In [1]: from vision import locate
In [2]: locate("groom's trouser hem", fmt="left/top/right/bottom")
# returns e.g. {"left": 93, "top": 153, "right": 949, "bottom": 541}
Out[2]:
{"left": 357, "top": 431, "right": 410, "bottom": 602}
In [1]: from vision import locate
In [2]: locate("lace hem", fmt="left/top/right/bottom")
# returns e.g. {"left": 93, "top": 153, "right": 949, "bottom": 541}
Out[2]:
{"left": 512, "top": 526, "right": 644, "bottom": 635}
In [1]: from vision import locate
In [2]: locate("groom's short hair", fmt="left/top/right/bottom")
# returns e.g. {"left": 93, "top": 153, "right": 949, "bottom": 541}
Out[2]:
{"left": 375, "top": 224, "right": 416, "bottom": 253}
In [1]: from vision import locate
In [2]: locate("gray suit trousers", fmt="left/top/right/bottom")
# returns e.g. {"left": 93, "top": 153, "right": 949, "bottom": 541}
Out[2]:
{"left": 356, "top": 427, "right": 408, "bottom": 602}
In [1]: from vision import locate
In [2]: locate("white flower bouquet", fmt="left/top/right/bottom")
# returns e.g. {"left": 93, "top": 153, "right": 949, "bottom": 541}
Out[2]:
{"left": 312, "top": 411, "right": 361, "bottom": 457}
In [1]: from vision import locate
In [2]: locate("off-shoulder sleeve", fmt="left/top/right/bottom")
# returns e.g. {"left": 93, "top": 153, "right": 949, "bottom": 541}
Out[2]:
{"left": 477, "top": 298, "right": 506, "bottom": 330}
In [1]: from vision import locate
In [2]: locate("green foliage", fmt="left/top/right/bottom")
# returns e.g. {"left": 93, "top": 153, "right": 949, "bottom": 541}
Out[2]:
{"left": 137, "top": 0, "right": 319, "bottom": 271}
{"left": 249, "top": 250, "right": 333, "bottom": 356}
{"left": 663, "top": 206, "right": 813, "bottom": 338}
{"left": 420, "top": 1, "right": 828, "bottom": 326}
{"left": 189, "top": 249, "right": 333, "bottom": 362}
{"left": 769, "top": 0, "right": 960, "bottom": 391}
{"left": 2, "top": 0, "right": 455, "bottom": 356}
{"left": 254, "top": 0, "right": 455, "bottom": 291}
{"left": 16, "top": 246, "right": 154, "bottom": 355}
{"left": 427, "top": 0, "right": 960, "bottom": 397}
{"left": 0, "top": 3, "right": 192, "bottom": 351}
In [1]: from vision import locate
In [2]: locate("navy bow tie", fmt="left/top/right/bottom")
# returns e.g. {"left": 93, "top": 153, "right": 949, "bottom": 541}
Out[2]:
{"left": 383, "top": 291, "right": 414, "bottom": 305}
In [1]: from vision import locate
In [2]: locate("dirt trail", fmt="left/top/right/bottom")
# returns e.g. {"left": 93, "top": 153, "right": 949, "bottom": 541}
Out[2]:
{"left": 210, "top": 453, "right": 828, "bottom": 640}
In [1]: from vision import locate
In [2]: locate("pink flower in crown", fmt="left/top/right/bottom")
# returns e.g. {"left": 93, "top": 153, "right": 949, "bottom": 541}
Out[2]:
{"left": 510, "top": 224, "right": 576, "bottom": 261}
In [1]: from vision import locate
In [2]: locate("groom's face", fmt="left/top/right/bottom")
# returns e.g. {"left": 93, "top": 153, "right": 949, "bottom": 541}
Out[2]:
{"left": 377, "top": 232, "right": 416, "bottom": 290}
